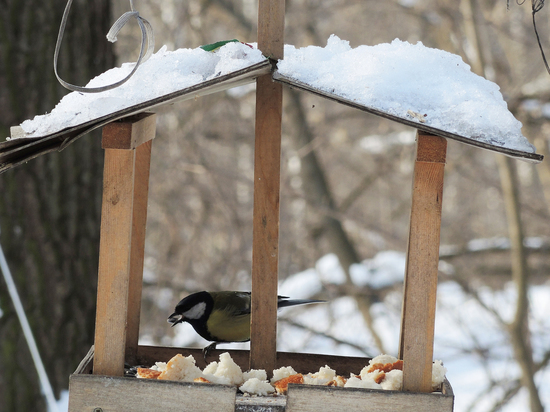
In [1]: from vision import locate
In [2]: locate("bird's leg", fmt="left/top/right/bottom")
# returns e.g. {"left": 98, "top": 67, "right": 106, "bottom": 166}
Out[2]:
{"left": 203, "top": 342, "right": 218, "bottom": 362}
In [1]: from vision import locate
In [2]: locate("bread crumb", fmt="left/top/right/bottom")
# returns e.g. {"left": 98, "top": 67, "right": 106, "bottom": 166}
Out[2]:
{"left": 239, "top": 378, "right": 275, "bottom": 396}
{"left": 136, "top": 368, "right": 161, "bottom": 379}
{"left": 380, "top": 369, "right": 403, "bottom": 390}
{"left": 273, "top": 374, "right": 304, "bottom": 394}
{"left": 344, "top": 375, "right": 381, "bottom": 390}
{"left": 271, "top": 366, "right": 298, "bottom": 383}
{"left": 432, "top": 360, "right": 447, "bottom": 389}
{"left": 304, "top": 365, "right": 336, "bottom": 385}
{"left": 158, "top": 354, "right": 202, "bottom": 382}
{"left": 150, "top": 362, "right": 167, "bottom": 372}
{"left": 202, "top": 352, "right": 243, "bottom": 385}
{"left": 243, "top": 369, "right": 267, "bottom": 382}
{"left": 194, "top": 377, "right": 211, "bottom": 383}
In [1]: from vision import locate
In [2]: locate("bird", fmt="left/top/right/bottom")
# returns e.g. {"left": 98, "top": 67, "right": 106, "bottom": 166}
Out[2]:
{"left": 167, "top": 291, "right": 324, "bottom": 359}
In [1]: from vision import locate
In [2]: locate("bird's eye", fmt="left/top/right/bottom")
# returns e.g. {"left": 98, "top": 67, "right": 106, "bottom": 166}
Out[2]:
{"left": 183, "top": 302, "right": 207, "bottom": 319}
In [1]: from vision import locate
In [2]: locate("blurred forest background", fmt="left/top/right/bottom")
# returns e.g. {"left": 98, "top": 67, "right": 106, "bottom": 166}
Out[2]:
{"left": 1, "top": 0, "right": 549, "bottom": 411}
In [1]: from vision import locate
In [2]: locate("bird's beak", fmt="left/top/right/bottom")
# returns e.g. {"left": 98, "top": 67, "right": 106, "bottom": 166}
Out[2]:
{"left": 167, "top": 312, "right": 184, "bottom": 327}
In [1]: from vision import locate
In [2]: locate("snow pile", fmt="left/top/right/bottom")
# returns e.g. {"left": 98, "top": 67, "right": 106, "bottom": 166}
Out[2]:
{"left": 278, "top": 35, "right": 535, "bottom": 153}
{"left": 18, "top": 42, "right": 265, "bottom": 138}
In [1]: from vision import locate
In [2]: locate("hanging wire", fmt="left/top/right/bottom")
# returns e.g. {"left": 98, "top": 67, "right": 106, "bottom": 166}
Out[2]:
{"left": 509, "top": 1, "right": 550, "bottom": 74}
{"left": 54, "top": 0, "right": 155, "bottom": 93}
{"left": 0, "top": 227, "right": 59, "bottom": 412}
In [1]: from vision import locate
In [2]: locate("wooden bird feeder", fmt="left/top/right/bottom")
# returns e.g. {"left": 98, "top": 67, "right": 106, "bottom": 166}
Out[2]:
{"left": 0, "top": 0, "right": 543, "bottom": 411}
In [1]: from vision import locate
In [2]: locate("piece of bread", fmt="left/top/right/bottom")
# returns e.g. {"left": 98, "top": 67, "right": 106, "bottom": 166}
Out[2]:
{"left": 273, "top": 374, "right": 304, "bottom": 395}
{"left": 136, "top": 368, "right": 161, "bottom": 379}
{"left": 194, "top": 377, "right": 211, "bottom": 383}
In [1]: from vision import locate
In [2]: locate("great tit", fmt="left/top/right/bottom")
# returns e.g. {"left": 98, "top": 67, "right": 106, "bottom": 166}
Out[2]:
{"left": 168, "top": 291, "right": 323, "bottom": 358}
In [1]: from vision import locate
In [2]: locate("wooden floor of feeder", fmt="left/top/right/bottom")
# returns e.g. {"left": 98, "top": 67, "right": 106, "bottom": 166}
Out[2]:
{"left": 68, "top": 345, "right": 454, "bottom": 412}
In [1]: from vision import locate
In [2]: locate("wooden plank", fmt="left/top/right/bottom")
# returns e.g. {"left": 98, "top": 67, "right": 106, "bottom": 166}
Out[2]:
{"left": 135, "top": 346, "right": 371, "bottom": 376}
{"left": 250, "top": 0, "right": 285, "bottom": 374}
{"left": 126, "top": 139, "right": 154, "bottom": 364}
{"left": 94, "top": 114, "right": 156, "bottom": 373}
{"left": 101, "top": 113, "right": 156, "bottom": 150}
{"left": 93, "top": 145, "right": 136, "bottom": 377}
{"left": 68, "top": 374, "right": 236, "bottom": 412}
{"left": 72, "top": 346, "right": 453, "bottom": 411}
{"left": 257, "top": 0, "right": 285, "bottom": 60}
{"left": 286, "top": 384, "right": 454, "bottom": 412}
{"left": 272, "top": 72, "right": 543, "bottom": 163}
{"left": 236, "top": 395, "right": 286, "bottom": 412}
{"left": 399, "top": 132, "right": 447, "bottom": 392}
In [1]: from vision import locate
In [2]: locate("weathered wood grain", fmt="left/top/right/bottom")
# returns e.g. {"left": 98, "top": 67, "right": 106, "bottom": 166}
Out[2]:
{"left": 93, "top": 114, "right": 156, "bottom": 375}
{"left": 399, "top": 132, "right": 447, "bottom": 392}
{"left": 101, "top": 112, "right": 157, "bottom": 150}
{"left": 250, "top": 0, "right": 285, "bottom": 374}
{"left": 286, "top": 384, "right": 454, "bottom": 412}
{"left": 126, "top": 138, "right": 154, "bottom": 364}
{"left": 93, "top": 146, "right": 136, "bottom": 377}
{"left": 68, "top": 374, "right": 236, "bottom": 412}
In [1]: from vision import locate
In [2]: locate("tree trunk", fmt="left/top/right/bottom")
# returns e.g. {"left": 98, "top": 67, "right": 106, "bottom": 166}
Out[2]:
{"left": 0, "top": 0, "right": 114, "bottom": 410}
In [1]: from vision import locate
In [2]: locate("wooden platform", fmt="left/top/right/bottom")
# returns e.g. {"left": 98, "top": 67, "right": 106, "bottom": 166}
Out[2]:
{"left": 68, "top": 345, "right": 454, "bottom": 412}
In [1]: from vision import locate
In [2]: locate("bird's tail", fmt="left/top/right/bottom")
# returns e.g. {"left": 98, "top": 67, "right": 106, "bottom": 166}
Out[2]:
{"left": 277, "top": 298, "right": 324, "bottom": 308}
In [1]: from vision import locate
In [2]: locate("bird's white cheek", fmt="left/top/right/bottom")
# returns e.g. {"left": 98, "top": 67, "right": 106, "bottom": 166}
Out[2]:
{"left": 184, "top": 302, "right": 207, "bottom": 319}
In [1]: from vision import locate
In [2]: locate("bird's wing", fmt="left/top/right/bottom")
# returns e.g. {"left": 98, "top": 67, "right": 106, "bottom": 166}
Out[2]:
{"left": 211, "top": 291, "right": 252, "bottom": 316}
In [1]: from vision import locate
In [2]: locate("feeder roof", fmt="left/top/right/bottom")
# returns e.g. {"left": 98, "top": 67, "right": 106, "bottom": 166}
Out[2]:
{"left": 275, "top": 35, "right": 542, "bottom": 163}
{"left": 0, "top": 37, "right": 543, "bottom": 173}
{"left": 0, "top": 43, "right": 270, "bottom": 173}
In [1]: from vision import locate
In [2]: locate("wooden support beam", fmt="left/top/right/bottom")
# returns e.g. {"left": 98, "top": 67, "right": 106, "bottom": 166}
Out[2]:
{"left": 93, "top": 113, "right": 156, "bottom": 376}
{"left": 250, "top": 0, "right": 285, "bottom": 373}
{"left": 399, "top": 132, "right": 447, "bottom": 392}
{"left": 125, "top": 139, "right": 153, "bottom": 364}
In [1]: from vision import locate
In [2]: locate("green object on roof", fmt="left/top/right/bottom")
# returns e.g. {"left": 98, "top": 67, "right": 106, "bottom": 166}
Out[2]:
{"left": 200, "top": 39, "right": 240, "bottom": 52}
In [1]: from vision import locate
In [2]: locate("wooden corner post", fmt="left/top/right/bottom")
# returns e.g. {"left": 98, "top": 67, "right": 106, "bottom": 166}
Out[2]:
{"left": 399, "top": 131, "right": 447, "bottom": 392}
{"left": 93, "top": 113, "right": 156, "bottom": 376}
{"left": 250, "top": 0, "right": 285, "bottom": 373}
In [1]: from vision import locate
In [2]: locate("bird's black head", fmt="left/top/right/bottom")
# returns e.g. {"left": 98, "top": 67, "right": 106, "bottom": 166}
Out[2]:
{"left": 167, "top": 291, "right": 214, "bottom": 327}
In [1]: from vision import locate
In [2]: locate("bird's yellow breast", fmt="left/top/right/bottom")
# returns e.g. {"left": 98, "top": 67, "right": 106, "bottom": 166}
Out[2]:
{"left": 206, "top": 309, "right": 251, "bottom": 342}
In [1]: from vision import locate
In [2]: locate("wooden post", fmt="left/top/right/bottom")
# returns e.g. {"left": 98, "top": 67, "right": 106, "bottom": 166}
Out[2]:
{"left": 250, "top": 0, "right": 285, "bottom": 373}
{"left": 93, "top": 113, "right": 156, "bottom": 376}
{"left": 399, "top": 131, "right": 446, "bottom": 392}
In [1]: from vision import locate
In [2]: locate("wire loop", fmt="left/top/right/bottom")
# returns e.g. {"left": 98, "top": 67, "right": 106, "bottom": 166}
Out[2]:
{"left": 54, "top": 0, "right": 155, "bottom": 93}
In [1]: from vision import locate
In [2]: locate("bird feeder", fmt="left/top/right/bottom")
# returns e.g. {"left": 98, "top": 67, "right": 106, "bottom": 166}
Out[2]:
{"left": 0, "top": 0, "right": 543, "bottom": 411}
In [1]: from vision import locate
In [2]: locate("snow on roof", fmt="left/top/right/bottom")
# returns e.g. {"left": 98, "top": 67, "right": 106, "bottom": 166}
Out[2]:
{"left": 7, "top": 35, "right": 541, "bottom": 162}
{"left": 16, "top": 42, "right": 266, "bottom": 139}
{"left": 276, "top": 35, "right": 536, "bottom": 154}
